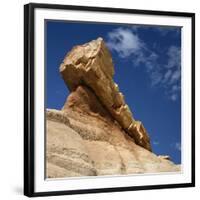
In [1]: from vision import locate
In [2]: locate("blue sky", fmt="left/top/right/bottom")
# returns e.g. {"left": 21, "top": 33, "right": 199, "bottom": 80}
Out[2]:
{"left": 46, "top": 21, "right": 181, "bottom": 164}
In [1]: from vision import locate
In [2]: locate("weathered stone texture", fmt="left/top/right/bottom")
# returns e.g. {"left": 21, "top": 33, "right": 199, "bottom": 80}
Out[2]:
{"left": 46, "top": 38, "right": 180, "bottom": 178}
{"left": 60, "top": 38, "right": 151, "bottom": 151}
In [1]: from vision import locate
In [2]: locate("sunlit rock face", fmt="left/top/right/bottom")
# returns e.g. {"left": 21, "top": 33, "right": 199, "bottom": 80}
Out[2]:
{"left": 60, "top": 37, "right": 151, "bottom": 151}
{"left": 46, "top": 38, "right": 180, "bottom": 178}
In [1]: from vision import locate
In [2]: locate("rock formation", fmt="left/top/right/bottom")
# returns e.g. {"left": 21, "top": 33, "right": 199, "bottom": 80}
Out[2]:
{"left": 46, "top": 38, "right": 180, "bottom": 178}
{"left": 60, "top": 38, "right": 151, "bottom": 151}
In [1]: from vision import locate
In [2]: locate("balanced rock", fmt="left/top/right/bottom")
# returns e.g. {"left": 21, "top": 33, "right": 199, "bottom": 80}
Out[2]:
{"left": 60, "top": 38, "right": 151, "bottom": 151}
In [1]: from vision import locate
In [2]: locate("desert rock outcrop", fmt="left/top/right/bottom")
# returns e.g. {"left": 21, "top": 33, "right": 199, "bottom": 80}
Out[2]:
{"left": 46, "top": 38, "right": 180, "bottom": 178}
{"left": 60, "top": 37, "right": 151, "bottom": 151}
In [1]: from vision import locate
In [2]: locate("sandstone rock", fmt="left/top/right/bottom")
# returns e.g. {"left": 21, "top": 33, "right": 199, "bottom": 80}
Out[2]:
{"left": 46, "top": 38, "right": 180, "bottom": 178}
{"left": 46, "top": 108, "right": 180, "bottom": 178}
{"left": 60, "top": 38, "right": 151, "bottom": 151}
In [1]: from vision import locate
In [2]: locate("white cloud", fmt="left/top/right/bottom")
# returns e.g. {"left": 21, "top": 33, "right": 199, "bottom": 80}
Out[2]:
{"left": 151, "top": 71, "right": 162, "bottom": 86}
{"left": 163, "top": 70, "right": 172, "bottom": 83}
{"left": 170, "top": 70, "right": 181, "bottom": 84}
{"left": 106, "top": 27, "right": 181, "bottom": 101}
{"left": 172, "top": 85, "right": 180, "bottom": 92}
{"left": 106, "top": 27, "right": 158, "bottom": 69}
{"left": 164, "top": 46, "right": 181, "bottom": 100}
{"left": 165, "top": 46, "right": 181, "bottom": 69}
{"left": 153, "top": 141, "right": 160, "bottom": 145}
{"left": 171, "top": 94, "right": 178, "bottom": 101}
{"left": 175, "top": 142, "right": 181, "bottom": 151}
{"left": 107, "top": 28, "right": 143, "bottom": 58}
{"left": 130, "top": 25, "right": 181, "bottom": 37}
{"left": 154, "top": 27, "right": 181, "bottom": 36}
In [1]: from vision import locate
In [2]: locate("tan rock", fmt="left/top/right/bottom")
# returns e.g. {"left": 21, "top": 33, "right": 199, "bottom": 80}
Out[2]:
{"left": 60, "top": 38, "right": 151, "bottom": 151}
{"left": 46, "top": 38, "right": 180, "bottom": 178}
{"left": 46, "top": 107, "right": 180, "bottom": 178}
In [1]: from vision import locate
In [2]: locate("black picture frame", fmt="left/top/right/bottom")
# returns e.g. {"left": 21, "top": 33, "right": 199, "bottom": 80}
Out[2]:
{"left": 24, "top": 3, "right": 195, "bottom": 197}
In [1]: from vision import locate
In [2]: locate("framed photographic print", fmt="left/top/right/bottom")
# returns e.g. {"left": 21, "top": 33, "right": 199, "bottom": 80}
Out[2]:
{"left": 24, "top": 3, "right": 195, "bottom": 197}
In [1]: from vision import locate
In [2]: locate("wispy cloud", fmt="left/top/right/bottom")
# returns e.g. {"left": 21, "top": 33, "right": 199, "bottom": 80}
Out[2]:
{"left": 170, "top": 142, "right": 181, "bottom": 151}
{"left": 175, "top": 142, "right": 181, "bottom": 151}
{"left": 107, "top": 28, "right": 158, "bottom": 72}
{"left": 106, "top": 27, "right": 181, "bottom": 101}
{"left": 152, "top": 140, "right": 160, "bottom": 145}
{"left": 129, "top": 25, "right": 180, "bottom": 37}
{"left": 165, "top": 46, "right": 181, "bottom": 70}
{"left": 153, "top": 26, "right": 181, "bottom": 36}
{"left": 163, "top": 46, "right": 181, "bottom": 100}
{"left": 106, "top": 28, "right": 144, "bottom": 58}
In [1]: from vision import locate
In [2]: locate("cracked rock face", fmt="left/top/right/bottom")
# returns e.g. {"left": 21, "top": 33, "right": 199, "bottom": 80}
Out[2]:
{"left": 46, "top": 38, "right": 180, "bottom": 178}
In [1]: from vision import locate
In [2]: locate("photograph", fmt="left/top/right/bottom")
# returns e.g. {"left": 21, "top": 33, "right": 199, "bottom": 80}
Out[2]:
{"left": 24, "top": 3, "right": 195, "bottom": 196}
{"left": 45, "top": 21, "right": 182, "bottom": 178}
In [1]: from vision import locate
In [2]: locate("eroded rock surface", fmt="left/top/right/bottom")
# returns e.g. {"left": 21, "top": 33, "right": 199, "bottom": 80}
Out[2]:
{"left": 46, "top": 38, "right": 180, "bottom": 178}
{"left": 46, "top": 87, "right": 180, "bottom": 178}
{"left": 60, "top": 38, "right": 151, "bottom": 151}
